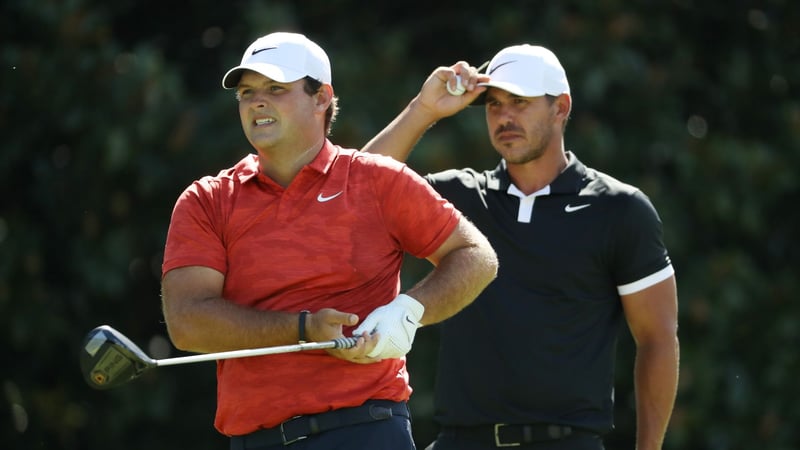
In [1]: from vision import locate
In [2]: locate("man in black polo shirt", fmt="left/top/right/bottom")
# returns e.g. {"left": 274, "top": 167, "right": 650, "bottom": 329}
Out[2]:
{"left": 364, "top": 44, "right": 679, "bottom": 450}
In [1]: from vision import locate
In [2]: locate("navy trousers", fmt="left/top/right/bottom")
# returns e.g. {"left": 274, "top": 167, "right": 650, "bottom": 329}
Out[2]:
{"left": 233, "top": 415, "right": 415, "bottom": 450}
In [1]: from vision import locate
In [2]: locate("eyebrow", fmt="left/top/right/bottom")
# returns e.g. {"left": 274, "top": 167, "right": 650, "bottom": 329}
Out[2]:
{"left": 237, "top": 77, "right": 286, "bottom": 89}
{"left": 485, "top": 91, "right": 523, "bottom": 102}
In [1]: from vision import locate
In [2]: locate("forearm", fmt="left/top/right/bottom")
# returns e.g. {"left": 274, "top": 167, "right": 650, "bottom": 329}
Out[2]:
{"left": 160, "top": 267, "right": 300, "bottom": 352}
{"left": 364, "top": 63, "right": 487, "bottom": 161}
{"left": 362, "top": 97, "right": 441, "bottom": 162}
{"left": 406, "top": 240, "right": 498, "bottom": 326}
{"left": 634, "top": 338, "right": 680, "bottom": 450}
{"left": 162, "top": 293, "right": 300, "bottom": 353}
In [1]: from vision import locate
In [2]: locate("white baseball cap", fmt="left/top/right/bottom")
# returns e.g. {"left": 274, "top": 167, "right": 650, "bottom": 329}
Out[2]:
{"left": 221, "top": 32, "right": 331, "bottom": 89}
{"left": 476, "top": 44, "right": 569, "bottom": 101}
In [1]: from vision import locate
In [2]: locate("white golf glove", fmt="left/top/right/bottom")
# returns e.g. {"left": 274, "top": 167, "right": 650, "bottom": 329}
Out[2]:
{"left": 353, "top": 294, "right": 425, "bottom": 359}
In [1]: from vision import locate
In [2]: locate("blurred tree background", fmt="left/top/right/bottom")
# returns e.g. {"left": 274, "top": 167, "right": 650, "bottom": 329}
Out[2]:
{"left": 2, "top": 0, "right": 798, "bottom": 448}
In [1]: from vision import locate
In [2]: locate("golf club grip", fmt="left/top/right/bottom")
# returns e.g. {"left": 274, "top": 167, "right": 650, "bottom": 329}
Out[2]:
{"left": 330, "top": 336, "right": 359, "bottom": 349}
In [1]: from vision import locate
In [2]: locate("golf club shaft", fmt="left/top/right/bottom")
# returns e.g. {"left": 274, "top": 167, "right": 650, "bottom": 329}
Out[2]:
{"left": 154, "top": 337, "right": 359, "bottom": 367}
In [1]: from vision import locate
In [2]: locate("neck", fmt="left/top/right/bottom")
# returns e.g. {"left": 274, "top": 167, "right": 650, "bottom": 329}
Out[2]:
{"left": 506, "top": 147, "right": 568, "bottom": 195}
{"left": 259, "top": 136, "right": 325, "bottom": 188}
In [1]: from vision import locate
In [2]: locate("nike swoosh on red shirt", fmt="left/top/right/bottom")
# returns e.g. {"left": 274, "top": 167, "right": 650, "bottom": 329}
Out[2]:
{"left": 317, "top": 191, "right": 343, "bottom": 203}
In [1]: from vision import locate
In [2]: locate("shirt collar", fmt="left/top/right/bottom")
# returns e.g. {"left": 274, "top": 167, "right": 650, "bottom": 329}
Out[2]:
{"left": 488, "top": 151, "right": 588, "bottom": 195}
{"left": 308, "top": 139, "right": 338, "bottom": 174}
{"left": 234, "top": 139, "right": 338, "bottom": 184}
{"left": 549, "top": 151, "right": 589, "bottom": 194}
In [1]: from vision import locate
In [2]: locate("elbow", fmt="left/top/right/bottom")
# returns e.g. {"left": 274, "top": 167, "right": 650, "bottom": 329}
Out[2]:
{"left": 485, "top": 249, "right": 499, "bottom": 284}
{"left": 166, "top": 324, "right": 194, "bottom": 352}
{"left": 464, "top": 219, "right": 498, "bottom": 286}
{"left": 477, "top": 244, "right": 499, "bottom": 288}
{"left": 161, "top": 302, "right": 195, "bottom": 352}
{"left": 163, "top": 316, "right": 192, "bottom": 352}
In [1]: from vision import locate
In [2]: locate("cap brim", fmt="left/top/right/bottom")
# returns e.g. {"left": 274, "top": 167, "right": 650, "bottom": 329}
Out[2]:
{"left": 469, "top": 90, "right": 488, "bottom": 106}
{"left": 471, "top": 81, "right": 531, "bottom": 106}
{"left": 471, "top": 81, "right": 560, "bottom": 105}
{"left": 221, "top": 64, "right": 307, "bottom": 89}
{"left": 479, "top": 81, "right": 548, "bottom": 97}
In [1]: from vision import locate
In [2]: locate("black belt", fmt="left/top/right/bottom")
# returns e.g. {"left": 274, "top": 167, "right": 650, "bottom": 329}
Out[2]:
{"left": 230, "top": 400, "right": 409, "bottom": 449}
{"left": 441, "top": 423, "right": 593, "bottom": 447}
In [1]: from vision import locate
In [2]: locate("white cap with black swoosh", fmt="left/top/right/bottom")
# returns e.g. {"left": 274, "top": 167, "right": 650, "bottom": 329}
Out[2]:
{"left": 474, "top": 44, "right": 569, "bottom": 103}
{"left": 222, "top": 32, "right": 331, "bottom": 89}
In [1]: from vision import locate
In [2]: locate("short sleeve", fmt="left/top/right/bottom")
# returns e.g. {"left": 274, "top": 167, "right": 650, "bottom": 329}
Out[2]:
{"left": 611, "top": 189, "right": 673, "bottom": 293}
{"left": 162, "top": 179, "right": 229, "bottom": 276}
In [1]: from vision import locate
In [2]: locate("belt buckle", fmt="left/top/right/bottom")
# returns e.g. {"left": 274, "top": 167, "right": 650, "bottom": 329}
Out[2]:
{"left": 494, "top": 423, "right": 521, "bottom": 447}
{"left": 280, "top": 416, "right": 308, "bottom": 445}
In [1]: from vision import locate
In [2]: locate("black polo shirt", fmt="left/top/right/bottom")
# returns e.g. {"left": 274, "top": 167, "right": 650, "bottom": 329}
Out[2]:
{"left": 426, "top": 151, "right": 673, "bottom": 434}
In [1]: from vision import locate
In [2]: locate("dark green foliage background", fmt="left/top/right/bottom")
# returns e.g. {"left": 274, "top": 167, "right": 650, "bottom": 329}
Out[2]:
{"left": 2, "top": 1, "right": 798, "bottom": 448}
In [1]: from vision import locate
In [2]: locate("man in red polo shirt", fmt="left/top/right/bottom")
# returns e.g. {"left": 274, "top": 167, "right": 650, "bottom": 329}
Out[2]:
{"left": 161, "top": 32, "right": 498, "bottom": 450}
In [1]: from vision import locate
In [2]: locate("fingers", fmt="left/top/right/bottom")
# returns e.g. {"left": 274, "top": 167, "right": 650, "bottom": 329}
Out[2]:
{"left": 447, "top": 61, "right": 489, "bottom": 96}
{"left": 328, "top": 331, "right": 384, "bottom": 364}
{"left": 427, "top": 62, "right": 488, "bottom": 106}
{"left": 365, "top": 329, "right": 388, "bottom": 358}
{"left": 351, "top": 294, "right": 423, "bottom": 360}
{"left": 306, "top": 308, "right": 358, "bottom": 342}
{"left": 352, "top": 312, "right": 379, "bottom": 336}
{"left": 292, "top": 308, "right": 382, "bottom": 364}
{"left": 446, "top": 74, "right": 466, "bottom": 96}
{"left": 412, "top": 61, "right": 489, "bottom": 120}
{"left": 307, "top": 310, "right": 383, "bottom": 364}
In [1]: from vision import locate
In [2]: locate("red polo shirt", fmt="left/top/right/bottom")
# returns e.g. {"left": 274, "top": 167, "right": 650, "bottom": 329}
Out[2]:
{"left": 162, "top": 141, "right": 460, "bottom": 435}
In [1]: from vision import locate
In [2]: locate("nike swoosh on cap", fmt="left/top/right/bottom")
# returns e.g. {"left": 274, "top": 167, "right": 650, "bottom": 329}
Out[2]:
{"left": 252, "top": 46, "right": 277, "bottom": 55}
{"left": 489, "top": 60, "right": 516, "bottom": 75}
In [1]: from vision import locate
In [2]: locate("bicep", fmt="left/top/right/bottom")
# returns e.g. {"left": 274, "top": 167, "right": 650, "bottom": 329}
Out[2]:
{"left": 621, "top": 275, "right": 678, "bottom": 346}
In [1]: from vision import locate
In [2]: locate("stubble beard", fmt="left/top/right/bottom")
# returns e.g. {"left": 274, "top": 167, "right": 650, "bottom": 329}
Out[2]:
{"left": 499, "top": 123, "right": 553, "bottom": 165}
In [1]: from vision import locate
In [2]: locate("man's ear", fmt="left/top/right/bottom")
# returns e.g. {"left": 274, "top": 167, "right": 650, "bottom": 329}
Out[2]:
{"left": 316, "top": 84, "right": 334, "bottom": 110}
{"left": 556, "top": 93, "right": 572, "bottom": 118}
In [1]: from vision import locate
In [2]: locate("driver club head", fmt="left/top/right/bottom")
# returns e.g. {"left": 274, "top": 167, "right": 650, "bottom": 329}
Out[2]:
{"left": 80, "top": 325, "right": 157, "bottom": 390}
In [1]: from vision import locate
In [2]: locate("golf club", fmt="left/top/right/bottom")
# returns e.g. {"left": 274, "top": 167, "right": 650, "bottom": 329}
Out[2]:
{"left": 80, "top": 324, "right": 359, "bottom": 390}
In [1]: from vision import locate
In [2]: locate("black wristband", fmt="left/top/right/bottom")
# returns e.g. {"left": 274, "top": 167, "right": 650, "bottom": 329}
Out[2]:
{"left": 298, "top": 310, "right": 310, "bottom": 344}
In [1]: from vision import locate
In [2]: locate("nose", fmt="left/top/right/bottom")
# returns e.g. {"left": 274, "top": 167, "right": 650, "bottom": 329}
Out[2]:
{"left": 246, "top": 87, "right": 270, "bottom": 107}
{"left": 491, "top": 105, "right": 515, "bottom": 126}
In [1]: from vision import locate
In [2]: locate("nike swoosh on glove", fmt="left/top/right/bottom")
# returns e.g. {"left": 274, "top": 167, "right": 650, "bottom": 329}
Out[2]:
{"left": 352, "top": 294, "right": 425, "bottom": 359}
